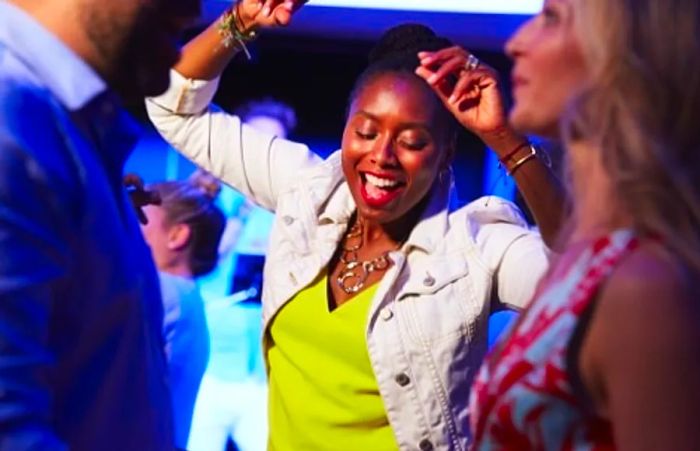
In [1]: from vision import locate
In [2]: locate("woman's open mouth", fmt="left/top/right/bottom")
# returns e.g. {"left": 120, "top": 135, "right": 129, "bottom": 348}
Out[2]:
{"left": 359, "top": 172, "right": 407, "bottom": 208}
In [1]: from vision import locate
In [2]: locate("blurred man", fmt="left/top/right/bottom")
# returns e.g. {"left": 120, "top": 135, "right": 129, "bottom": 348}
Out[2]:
{"left": 0, "top": 0, "right": 199, "bottom": 449}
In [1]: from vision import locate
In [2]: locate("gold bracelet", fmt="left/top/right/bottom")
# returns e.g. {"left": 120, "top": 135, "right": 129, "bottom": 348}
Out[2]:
{"left": 505, "top": 144, "right": 551, "bottom": 176}
{"left": 508, "top": 151, "right": 537, "bottom": 176}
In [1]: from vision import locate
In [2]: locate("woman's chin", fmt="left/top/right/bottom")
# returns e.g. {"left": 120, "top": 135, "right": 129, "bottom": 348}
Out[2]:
{"left": 508, "top": 108, "right": 560, "bottom": 140}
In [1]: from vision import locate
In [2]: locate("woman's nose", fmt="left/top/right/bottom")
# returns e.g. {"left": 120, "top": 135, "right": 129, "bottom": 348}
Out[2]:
{"left": 370, "top": 137, "right": 398, "bottom": 166}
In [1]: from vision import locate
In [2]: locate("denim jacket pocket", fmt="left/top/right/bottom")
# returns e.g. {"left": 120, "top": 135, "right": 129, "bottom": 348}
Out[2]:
{"left": 396, "top": 258, "right": 475, "bottom": 345}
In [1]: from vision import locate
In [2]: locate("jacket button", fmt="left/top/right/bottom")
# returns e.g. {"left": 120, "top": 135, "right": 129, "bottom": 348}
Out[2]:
{"left": 394, "top": 373, "right": 410, "bottom": 386}
{"left": 423, "top": 275, "right": 435, "bottom": 287}
{"left": 380, "top": 307, "right": 393, "bottom": 321}
{"left": 283, "top": 215, "right": 294, "bottom": 225}
{"left": 419, "top": 439, "right": 434, "bottom": 451}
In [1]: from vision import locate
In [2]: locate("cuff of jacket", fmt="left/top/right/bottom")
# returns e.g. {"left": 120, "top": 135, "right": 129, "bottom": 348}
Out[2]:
{"left": 147, "top": 69, "right": 221, "bottom": 115}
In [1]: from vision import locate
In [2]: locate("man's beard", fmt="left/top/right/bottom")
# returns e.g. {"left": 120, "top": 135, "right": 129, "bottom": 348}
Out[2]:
{"left": 80, "top": 2, "right": 176, "bottom": 100}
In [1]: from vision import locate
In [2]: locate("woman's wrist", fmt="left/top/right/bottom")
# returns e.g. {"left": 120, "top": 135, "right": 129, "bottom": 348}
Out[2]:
{"left": 217, "top": 3, "right": 258, "bottom": 58}
{"left": 477, "top": 126, "right": 527, "bottom": 159}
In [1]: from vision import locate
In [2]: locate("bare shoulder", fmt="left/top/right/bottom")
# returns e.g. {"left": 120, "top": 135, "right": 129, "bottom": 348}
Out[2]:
{"left": 599, "top": 241, "right": 698, "bottom": 326}
{"left": 585, "top": 240, "right": 700, "bottom": 382}
{"left": 581, "top": 240, "right": 699, "bottom": 413}
{"left": 581, "top": 240, "right": 700, "bottom": 449}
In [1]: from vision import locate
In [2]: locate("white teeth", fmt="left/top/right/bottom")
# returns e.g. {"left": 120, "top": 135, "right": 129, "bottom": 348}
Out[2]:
{"left": 365, "top": 174, "right": 400, "bottom": 189}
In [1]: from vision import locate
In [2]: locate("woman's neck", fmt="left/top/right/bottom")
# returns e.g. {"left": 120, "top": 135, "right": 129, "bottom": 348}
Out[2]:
{"left": 567, "top": 140, "right": 633, "bottom": 244}
{"left": 357, "top": 197, "right": 427, "bottom": 248}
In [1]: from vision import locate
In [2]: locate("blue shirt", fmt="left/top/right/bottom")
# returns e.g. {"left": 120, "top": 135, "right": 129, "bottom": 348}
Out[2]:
{"left": 203, "top": 293, "right": 266, "bottom": 383}
{"left": 0, "top": 3, "right": 173, "bottom": 450}
{"left": 160, "top": 273, "right": 209, "bottom": 449}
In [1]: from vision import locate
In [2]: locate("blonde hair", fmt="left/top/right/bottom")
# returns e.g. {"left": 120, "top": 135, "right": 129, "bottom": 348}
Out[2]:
{"left": 563, "top": 0, "right": 700, "bottom": 271}
{"left": 149, "top": 175, "right": 225, "bottom": 277}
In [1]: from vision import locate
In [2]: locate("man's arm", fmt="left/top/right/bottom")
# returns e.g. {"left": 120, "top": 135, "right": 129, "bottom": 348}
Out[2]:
{"left": 0, "top": 89, "right": 75, "bottom": 450}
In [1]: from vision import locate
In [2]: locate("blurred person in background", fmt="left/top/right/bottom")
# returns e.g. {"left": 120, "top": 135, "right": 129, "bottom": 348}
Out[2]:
{"left": 0, "top": 0, "right": 200, "bottom": 449}
{"left": 187, "top": 99, "right": 296, "bottom": 451}
{"left": 198, "top": 98, "right": 297, "bottom": 298}
{"left": 137, "top": 175, "right": 226, "bottom": 450}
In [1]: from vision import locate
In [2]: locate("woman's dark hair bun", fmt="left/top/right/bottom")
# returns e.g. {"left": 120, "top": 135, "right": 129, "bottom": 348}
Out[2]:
{"left": 369, "top": 23, "right": 453, "bottom": 65}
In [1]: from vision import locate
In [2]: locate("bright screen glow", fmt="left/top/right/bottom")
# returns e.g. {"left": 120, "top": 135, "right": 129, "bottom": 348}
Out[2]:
{"left": 309, "top": 0, "right": 543, "bottom": 15}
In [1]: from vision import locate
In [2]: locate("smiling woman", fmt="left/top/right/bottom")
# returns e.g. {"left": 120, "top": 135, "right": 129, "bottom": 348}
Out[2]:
{"left": 145, "top": 1, "right": 566, "bottom": 449}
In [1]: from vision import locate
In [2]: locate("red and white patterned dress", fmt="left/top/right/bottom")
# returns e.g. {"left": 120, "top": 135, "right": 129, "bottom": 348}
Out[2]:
{"left": 470, "top": 230, "right": 640, "bottom": 450}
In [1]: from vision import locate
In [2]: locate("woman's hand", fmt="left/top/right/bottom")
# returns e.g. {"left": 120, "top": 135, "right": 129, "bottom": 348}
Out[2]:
{"left": 237, "top": 0, "right": 308, "bottom": 30}
{"left": 172, "top": 0, "right": 307, "bottom": 80}
{"left": 417, "top": 46, "right": 568, "bottom": 248}
{"left": 416, "top": 46, "right": 513, "bottom": 143}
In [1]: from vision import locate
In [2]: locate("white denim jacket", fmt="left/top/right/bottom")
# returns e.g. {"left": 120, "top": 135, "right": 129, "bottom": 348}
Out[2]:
{"left": 147, "top": 71, "right": 550, "bottom": 451}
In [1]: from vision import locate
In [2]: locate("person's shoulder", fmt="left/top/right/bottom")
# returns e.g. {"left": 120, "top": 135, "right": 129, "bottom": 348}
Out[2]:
{"left": 598, "top": 241, "right": 699, "bottom": 337}
{"left": 450, "top": 195, "right": 533, "bottom": 242}
{"left": 456, "top": 195, "right": 529, "bottom": 228}
{"left": 607, "top": 241, "right": 691, "bottom": 303}
{"left": 0, "top": 40, "right": 38, "bottom": 86}
{"left": 0, "top": 75, "right": 80, "bottom": 187}
{"left": 0, "top": 82, "right": 57, "bottom": 175}
{"left": 0, "top": 43, "right": 53, "bottom": 105}
{"left": 0, "top": 75, "right": 64, "bottom": 150}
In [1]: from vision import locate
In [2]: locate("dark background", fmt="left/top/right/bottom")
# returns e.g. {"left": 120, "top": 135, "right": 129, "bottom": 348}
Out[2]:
{"left": 127, "top": 30, "right": 519, "bottom": 205}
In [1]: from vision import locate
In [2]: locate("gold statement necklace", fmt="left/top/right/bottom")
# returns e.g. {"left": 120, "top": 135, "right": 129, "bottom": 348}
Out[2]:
{"left": 336, "top": 219, "right": 393, "bottom": 295}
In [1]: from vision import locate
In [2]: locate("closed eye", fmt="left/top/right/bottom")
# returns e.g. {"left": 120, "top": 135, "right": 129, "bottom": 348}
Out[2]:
{"left": 541, "top": 5, "right": 561, "bottom": 26}
{"left": 355, "top": 130, "right": 377, "bottom": 140}
{"left": 400, "top": 140, "right": 427, "bottom": 151}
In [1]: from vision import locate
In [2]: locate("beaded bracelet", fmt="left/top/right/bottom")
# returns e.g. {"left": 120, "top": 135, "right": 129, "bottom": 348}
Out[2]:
{"left": 218, "top": 3, "right": 257, "bottom": 59}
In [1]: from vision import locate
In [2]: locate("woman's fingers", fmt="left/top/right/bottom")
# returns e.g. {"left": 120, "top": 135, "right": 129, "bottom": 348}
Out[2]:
{"left": 415, "top": 66, "right": 449, "bottom": 102}
{"left": 252, "top": 0, "right": 304, "bottom": 26}
{"left": 425, "top": 55, "right": 466, "bottom": 86}
{"left": 449, "top": 72, "right": 477, "bottom": 105}
{"left": 418, "top": 46, "right": 467, "bottom": 67}
{"left": 417, "top": 47, "right": 486, "bottom": 96}
{"left": 260, "top": 0, "right": 279, "bottom": 16}
{"left": 454, "top": 67, "right": 501, "bottom": 104}
{"left": 272, "top": 1, "right": 297, "bottom": 25}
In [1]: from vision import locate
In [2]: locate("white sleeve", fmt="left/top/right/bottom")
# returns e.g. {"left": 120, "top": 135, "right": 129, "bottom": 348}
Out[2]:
{"left": 145, "top": 70, "right": 321, "bottom": 212}
{"left": 467, "top": 196, "right": 552, "bottom": 310}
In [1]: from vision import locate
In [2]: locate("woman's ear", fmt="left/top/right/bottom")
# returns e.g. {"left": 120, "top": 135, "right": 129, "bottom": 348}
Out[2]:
{"left": 167, "top": 223, "right": 192, "bottom": 252}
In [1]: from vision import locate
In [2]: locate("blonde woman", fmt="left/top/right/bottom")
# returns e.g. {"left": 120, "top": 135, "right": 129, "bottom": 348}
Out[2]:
{"left": 417, "top": 0, "right": 700, "bottom": 448}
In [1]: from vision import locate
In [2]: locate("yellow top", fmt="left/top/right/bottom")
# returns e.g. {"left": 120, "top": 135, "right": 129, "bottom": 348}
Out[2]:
{"left": 267, "top": 272, "right": 397, "bottom": 451}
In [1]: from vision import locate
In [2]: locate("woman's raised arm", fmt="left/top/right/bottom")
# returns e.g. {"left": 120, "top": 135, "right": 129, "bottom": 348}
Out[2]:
{"left": 416, "top": 46, "right": 568, "bottom": 249}
{"left": 175, "top": 0, "right": 306, "bottom": 80}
